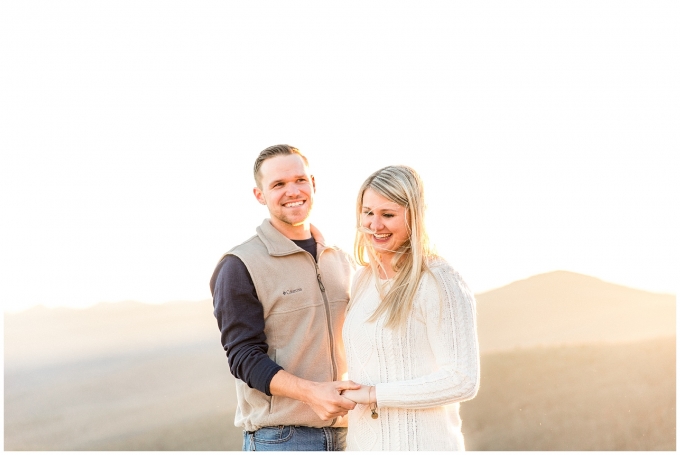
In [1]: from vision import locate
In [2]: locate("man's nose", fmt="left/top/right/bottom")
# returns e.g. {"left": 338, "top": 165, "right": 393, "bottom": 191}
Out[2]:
{"left": 285, "top": 183, "right": 301, "bottom": 197}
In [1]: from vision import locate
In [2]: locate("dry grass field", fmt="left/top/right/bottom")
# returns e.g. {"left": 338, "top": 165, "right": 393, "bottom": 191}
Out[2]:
{"left": 462, "top": 337, "right": 676, "bottom": 451}
{"left": 4, "top": 337, "right": 242, "bottom": 450}
{"left": 4, "top": 300, "right": 244, "bottom": 451}
{"left": 4, "top": 271, "right": 676, "bottom": 451}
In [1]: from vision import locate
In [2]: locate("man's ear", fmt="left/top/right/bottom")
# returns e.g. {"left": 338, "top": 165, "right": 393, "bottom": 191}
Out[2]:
{"left": 253, "top": 187, "right": 266, "bottom": 205}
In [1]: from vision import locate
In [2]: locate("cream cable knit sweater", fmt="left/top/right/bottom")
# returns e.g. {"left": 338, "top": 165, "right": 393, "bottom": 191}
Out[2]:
{"left": 343, "top": 259, "right": 480, "bottom": 451}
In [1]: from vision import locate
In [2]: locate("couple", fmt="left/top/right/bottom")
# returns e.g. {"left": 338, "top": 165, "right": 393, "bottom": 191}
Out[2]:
{"left": 210, "top": 145, "right": 480, "bottom": 451}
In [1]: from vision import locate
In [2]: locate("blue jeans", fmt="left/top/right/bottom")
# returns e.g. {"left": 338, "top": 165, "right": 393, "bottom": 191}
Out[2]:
{"left": 243, "top": 425, "right": 347, "bottom": 451}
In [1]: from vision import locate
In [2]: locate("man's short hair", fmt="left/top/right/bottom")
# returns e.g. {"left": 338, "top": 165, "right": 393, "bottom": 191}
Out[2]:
{"left": 253, "top": 144, "right": 310, "bottom": 188}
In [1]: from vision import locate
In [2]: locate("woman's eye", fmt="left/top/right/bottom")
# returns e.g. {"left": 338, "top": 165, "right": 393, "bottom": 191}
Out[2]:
{"left": 384, "top": 213, "right": 394, "bottom": 218}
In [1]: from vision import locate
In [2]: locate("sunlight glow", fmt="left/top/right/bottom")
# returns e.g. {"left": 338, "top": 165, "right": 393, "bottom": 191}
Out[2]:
{"left": 1, "top": 1, "right": 677, "bottom": 313}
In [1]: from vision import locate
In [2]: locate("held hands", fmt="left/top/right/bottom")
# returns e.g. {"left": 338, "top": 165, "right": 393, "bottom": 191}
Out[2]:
{"left": 304, "top": 380, "right": 361, "bottom": 421}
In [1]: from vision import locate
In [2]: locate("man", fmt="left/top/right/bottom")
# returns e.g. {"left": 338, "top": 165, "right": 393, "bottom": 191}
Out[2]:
{"left": 210, "top": 144, "right": 358, "bottom": 451}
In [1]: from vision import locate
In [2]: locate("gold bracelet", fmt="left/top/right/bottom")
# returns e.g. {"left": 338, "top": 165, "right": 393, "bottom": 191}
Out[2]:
{"left": 369, "top": 386, "right": 378, "bottom": 419}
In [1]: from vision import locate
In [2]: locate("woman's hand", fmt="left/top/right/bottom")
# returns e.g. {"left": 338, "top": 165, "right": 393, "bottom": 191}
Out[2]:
{"left": 340, "top": 384, "right": 373, "bottom": 405}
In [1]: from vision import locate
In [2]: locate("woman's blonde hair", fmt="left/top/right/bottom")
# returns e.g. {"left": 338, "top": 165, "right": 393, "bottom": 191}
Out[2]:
{"left": 353, "top": 165, "right": 437, "bottom": 329}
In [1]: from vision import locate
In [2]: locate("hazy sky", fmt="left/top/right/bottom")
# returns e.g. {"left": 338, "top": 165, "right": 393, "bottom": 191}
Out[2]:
{"left": 2, "top": 1, "right": 677, "bottom": 313}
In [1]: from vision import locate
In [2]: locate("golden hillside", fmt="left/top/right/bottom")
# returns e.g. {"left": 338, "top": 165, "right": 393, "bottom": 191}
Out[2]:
{"left": 476, "top": 270, "right": 675, "bottom": 352}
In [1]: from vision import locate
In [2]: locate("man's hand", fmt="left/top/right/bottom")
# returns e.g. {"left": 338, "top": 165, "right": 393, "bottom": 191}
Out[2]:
{"left": 269, "top": 371, "right": 361, "bottom": 421}
{"left": 304, "top": 380, "right": 361, "bottom": 420}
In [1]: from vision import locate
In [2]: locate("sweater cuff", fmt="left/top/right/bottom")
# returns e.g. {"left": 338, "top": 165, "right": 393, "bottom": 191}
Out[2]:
{"left": 374, "top": 383, "right": 384, "bottom": 407}
{"left": 250, "top": 361, "right": 284, "bottom": 396}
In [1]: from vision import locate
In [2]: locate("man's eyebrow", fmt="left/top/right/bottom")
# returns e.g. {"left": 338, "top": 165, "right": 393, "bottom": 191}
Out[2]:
{"left": 269, "top": 175, "right": 308, "bottom": 187}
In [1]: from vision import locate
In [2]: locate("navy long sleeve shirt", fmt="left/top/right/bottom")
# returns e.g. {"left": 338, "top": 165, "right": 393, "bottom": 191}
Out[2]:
{"left": 210, "top": 237, "right": 317, "bottom": 396}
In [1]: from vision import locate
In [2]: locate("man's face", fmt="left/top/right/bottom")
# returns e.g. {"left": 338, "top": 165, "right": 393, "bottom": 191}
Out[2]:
{"left": 253, "top": 154, "right": 316, "bottom": 232}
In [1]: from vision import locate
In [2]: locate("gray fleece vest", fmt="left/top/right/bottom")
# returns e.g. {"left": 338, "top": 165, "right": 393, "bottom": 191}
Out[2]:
{"left": 225, "top": 219, "right": 353, "bottom": 432}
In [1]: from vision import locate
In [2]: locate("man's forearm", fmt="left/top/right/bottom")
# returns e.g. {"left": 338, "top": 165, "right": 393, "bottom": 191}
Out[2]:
{"left": 269, "top": 369, "right": 315, "bottom": 401}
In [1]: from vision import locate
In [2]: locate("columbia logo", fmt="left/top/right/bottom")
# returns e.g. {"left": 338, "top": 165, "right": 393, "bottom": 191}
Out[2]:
{"left": 283, "top": 288, "right": 302, "bottom": 296}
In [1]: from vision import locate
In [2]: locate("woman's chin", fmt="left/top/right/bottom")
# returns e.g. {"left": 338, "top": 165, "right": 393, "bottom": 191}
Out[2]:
{"left": 372, "top": 244, "right": 394, "bottom": 256}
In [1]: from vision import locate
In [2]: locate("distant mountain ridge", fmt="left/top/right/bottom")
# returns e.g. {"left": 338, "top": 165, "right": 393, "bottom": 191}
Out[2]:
{"left": 4, "top": 299, "right": 217, "bottom": 370}
{"left": 475, "top": 270, "right": 675, "bottom": 353}
{"left": 5, "top": 271, "right": 675, "bottom": 368}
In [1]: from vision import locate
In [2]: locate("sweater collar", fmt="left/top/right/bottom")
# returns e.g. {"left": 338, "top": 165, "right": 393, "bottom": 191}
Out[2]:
{"left": 256, "top": 218, "right": 331, "bottom": 257}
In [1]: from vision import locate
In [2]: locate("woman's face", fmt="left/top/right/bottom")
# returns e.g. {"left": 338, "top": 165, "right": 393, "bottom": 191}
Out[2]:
{"left": 361, "top": 188, "right": 410, "bottom": 263}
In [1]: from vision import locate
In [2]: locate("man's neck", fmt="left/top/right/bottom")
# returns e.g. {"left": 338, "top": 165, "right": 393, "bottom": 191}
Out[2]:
{"left": 270, "top": 218, "right": 312, "bottom": 240}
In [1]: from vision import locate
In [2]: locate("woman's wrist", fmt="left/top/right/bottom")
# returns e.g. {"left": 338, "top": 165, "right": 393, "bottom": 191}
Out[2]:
{"left": 354, "top": 385, "right": 373, "bottom": 405}
{"left": 340, "top": 386, "right": 368, "bottom": 404}
{"left": 340, "top": 384, "right": 376, "bottom": 405}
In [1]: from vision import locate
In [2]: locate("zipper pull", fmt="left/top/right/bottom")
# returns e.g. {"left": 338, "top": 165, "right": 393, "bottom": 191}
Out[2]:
{"left": 317, "top": 273, "right": 326, "bottom": 292}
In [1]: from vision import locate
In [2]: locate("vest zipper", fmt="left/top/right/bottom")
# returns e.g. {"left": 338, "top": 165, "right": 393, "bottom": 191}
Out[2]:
{"left": 314, "top": 261, "right": 336, "bottom": 379}
{"left": 316, "top": 272, "right": 326, "bottom": 292}
{"left": 312, "top": 252, "right": 338, "bottom": 426}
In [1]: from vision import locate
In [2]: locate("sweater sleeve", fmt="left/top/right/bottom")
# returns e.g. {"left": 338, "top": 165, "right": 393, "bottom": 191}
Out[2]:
{"left": 374, "top": 263, "right": 480, "bottom": 408}
{"left": 211, "top": 255, "right": 283, "bottom": 396}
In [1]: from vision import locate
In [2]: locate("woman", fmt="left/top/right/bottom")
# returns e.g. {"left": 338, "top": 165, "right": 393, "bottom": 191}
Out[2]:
{"left": 341, "top": 165, "right": 480, "bottom": 451}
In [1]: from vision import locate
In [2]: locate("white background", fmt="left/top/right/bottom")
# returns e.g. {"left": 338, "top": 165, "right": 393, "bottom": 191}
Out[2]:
{"left": 2, "top": 1, "right": 678, "bottom": 312}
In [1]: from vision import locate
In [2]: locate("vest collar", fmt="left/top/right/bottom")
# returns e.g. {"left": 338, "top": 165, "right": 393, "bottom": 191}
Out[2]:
{"left": 256, "top": 218, "right": 331, "bottom": 257}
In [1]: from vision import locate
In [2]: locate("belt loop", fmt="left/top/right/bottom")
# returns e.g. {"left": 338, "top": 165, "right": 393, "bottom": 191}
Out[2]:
{"left": 324, "top": 427, "right": 333, "bottom": 451}
{"left": 249, "top": 431, "right": 256, "bottom": 451}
